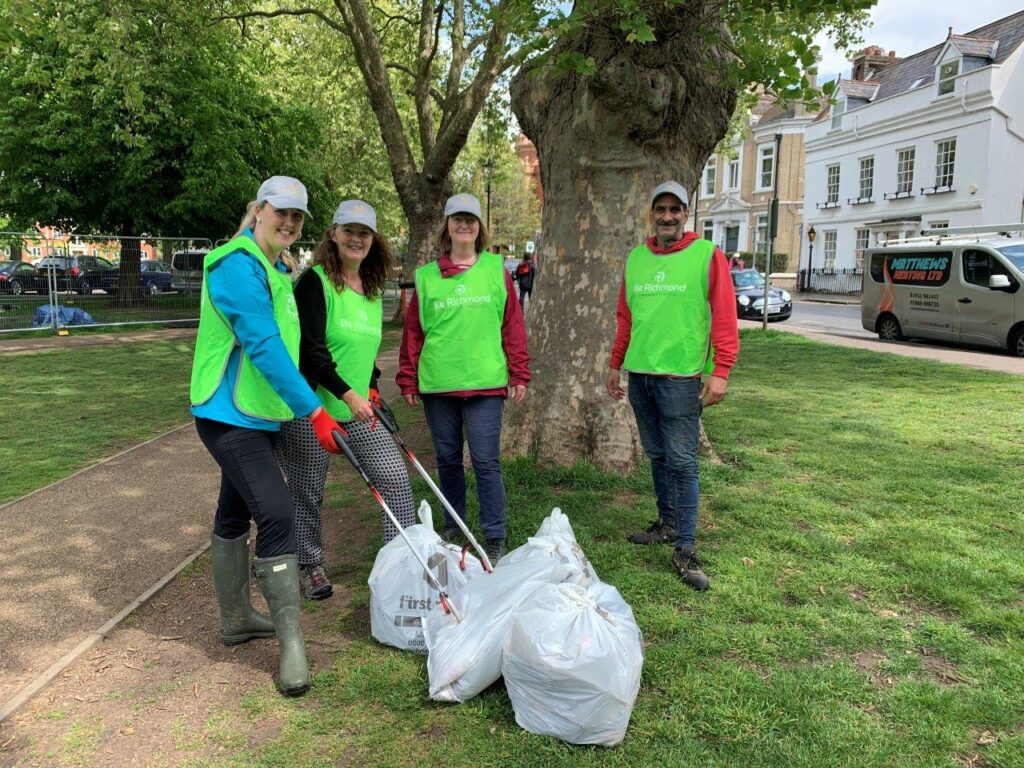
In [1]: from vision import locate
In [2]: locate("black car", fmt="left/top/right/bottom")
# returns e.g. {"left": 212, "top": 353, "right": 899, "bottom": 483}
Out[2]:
{"left": 731, "top": 268, "right": 792, "bottom": 321}
{"left": 0, "top": 260, "right": 41, "bottom": 294}
{"left": 33, "top": 255, "right": 119, "bottom": 294}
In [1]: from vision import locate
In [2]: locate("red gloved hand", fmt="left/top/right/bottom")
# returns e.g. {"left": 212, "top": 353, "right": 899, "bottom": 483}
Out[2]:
{"left": 309, "top": 407, "right": 346, "bottom": 454}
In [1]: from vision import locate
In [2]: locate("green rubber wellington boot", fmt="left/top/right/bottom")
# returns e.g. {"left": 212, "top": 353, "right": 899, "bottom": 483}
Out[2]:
{"left": 253, "top": 554, "right": 310, "bottom": 697}
{"left": 211, "top": 533, "right": 275, "bottom": 645}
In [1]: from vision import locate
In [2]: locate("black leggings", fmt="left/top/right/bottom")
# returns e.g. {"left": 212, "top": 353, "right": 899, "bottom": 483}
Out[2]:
{"left": 195, "top": 418, "right": 295, "bottom": 558}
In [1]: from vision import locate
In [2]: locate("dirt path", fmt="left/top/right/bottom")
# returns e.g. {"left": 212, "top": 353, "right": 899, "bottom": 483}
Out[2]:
{"left": 0, "top": 347, "right": 422, "bottom": 767}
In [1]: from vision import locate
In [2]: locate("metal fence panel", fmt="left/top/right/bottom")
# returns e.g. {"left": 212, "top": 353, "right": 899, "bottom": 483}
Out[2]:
{"left": 2, "top": 233, "right": 399, "bottom": 333}
{"left": 0, "top": 234, "right": 212, "bottom": 334}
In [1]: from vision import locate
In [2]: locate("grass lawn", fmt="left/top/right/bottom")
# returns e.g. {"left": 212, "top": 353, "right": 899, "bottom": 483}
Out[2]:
{"left": 0, "top": 320, "right": 404, "bottom": 505}
{"left": 203, "top": 330, "right": 1023, "bottom": 768}
{"left": 0, "top": 338, "right": 197, "bottom": 504}
{"left": 5, "top": 329, "right": 1024, "bottom": 766}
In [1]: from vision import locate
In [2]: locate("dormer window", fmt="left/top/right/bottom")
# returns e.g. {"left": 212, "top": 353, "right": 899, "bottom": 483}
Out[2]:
{"left": 937, "top": 59, "right": 959, "bottom": 96}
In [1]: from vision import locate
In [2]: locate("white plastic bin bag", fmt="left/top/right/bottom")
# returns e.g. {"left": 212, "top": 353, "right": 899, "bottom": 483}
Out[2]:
{"left": 368, "top": 500, "right": 483, "bottom": 653}
{"left": 423, "top": 539, "right": 581, "bottom": 702}
{"left": 501, "top": 581, "right": 643, "bottom": 746}
{"left": 532, "top": 507, "right": 600, "bottom": 585}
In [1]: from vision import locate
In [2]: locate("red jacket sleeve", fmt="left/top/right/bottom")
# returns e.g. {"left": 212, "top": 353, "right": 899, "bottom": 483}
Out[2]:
{"left": 396, "top": 290, "right": 423, "bottom": 395}
{"left": 501, "top": 269, "right": 531, "bottom": 387}
{"left": 609, "top": 274, "right": 631, "bottom": 370}
{"left": 708, "top": 247, "right": 739, "bottom": 378}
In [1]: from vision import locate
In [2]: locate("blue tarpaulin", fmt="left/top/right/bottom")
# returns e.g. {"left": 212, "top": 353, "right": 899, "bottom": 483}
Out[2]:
{"left": 32, "top": 305, "right": 96, "bottom": 328}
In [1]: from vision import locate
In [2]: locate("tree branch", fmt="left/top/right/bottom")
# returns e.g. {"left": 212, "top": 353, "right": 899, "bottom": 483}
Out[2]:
{"left": 212, "top": 7, "right": 346, "bottom": 35}
{"left": 330, "top": 0, "right": 419, "bottom": 198}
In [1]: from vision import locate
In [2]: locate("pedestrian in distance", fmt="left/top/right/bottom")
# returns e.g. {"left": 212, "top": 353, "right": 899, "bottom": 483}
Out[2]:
{"left": 605, "top": 180, "right": 739, "bottom": 590}
{"left": 397, "top": 193, "right": 531, "bottom": 565}
{"left": 190, "top": 176, "right": 346, "bottom": 697}
{"left": 276, "top": 200, "right": 416, "bottom": 600}
{"left": 514, "top": 252, "right": 536, "bottom": 312}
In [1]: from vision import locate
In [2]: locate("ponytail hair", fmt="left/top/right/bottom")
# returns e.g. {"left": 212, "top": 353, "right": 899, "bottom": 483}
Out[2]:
{"left": 234, "top": 200, "right": 259, "bottom": 238}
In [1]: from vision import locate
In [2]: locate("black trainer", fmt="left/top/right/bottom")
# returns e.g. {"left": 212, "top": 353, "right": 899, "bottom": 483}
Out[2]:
{"left": 485, "top": 538, "right": 506, "bottom": 565}
{"left": 628, "top": 520, "right": 674, "bottom": 545}
{"left": 672, "top": 547, "right": 709, "bottom": 591}
{"left": 438, "top": 525, "right": 462, "bottom": 544}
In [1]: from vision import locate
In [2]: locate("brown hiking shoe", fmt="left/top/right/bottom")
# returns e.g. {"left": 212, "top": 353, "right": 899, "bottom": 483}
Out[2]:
{"left": 672, "top": 547, "right": 709, "bottom": 591}
{"left": 299, "top": 565, "right": 333, "bottom": 600}
{"left": 628, "top": 520, "right": 674, "bottom": 545}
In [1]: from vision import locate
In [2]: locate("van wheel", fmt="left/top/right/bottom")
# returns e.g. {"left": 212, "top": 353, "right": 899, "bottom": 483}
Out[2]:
{"left": 877, "top": 314, "right": 903, "bottom": 341}
{"left": 1009, "top": 326, "right": 1024, "bottom": 357}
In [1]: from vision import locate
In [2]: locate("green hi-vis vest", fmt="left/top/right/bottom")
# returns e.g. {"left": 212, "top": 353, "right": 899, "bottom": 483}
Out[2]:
{"left": 189, "top": 236, "right": 301, "bottom": 421}
{"left": 622, "top": 239, "right": 716, "bottom": 377}
{"left": 415, "top": 251, "right": 509, "bottom": 393}
{"left": 312, "top": 266, "right": 383, "bottom": 421}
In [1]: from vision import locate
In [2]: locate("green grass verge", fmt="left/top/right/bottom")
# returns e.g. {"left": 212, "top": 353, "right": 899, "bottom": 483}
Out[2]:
{"left": 0, "top": 338, "right": 197, "bottom": 504}
{"left": 6, "top": 328, "right": 1023, "bottom": 766}
{"left": 0, "top": 321, "right": 404, "bottom": 505}
{"left": 198, "top": 330, "right": 1024, "bottom": 767}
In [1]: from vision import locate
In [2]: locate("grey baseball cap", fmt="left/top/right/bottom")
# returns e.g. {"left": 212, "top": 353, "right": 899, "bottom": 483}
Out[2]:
{"left": 651, "top": 180, "right": 689, "bottom": 209}
{"left": 444, "top": 193, "right": 483, "bottom": 221}
{"left": 332, "top": 199, "right": 377, "bottom": 232}
{"left": 257, "top": 176, "right": 311, "bottom": 216}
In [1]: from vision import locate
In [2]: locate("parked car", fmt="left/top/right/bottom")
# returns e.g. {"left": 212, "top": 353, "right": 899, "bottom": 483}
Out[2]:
{"left": 0, "top": 260, "right": 41, "bottom": 294}
{"left": 731, "top": 268, "right": 792, "bottom": 321}
{"left": 139, "top": 260, "right": 173, "bottom": 295}
{"left": 171, "top": 250, "right": 208, "bottom": 293}
{"left": 33, "top": 255, "right": 119, "bottom": 294}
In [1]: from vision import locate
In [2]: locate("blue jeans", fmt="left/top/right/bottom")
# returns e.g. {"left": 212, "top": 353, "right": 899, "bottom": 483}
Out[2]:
{"left": 627, "top": 374, "right": 703, "bottom": 549}
{"left": 421, "top": 395, "right": 507, "bottom": 540}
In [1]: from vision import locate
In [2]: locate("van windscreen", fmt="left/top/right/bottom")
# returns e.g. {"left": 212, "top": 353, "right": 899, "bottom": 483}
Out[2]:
{"left": 996, "top": 245, "right": 1024, "bottom": 272}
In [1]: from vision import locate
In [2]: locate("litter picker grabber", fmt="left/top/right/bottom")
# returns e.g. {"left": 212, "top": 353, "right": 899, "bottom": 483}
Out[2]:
{"left": 371, "top": 402, "right": 495, "bottom": 573}
{"left": 332, "top": 430, "right": 462, "bottom": 622}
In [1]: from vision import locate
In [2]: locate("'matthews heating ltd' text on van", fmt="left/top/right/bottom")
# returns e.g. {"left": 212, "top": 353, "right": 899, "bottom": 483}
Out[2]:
{"left": 861, "top": 225, "right": 1024, "bottom": 357}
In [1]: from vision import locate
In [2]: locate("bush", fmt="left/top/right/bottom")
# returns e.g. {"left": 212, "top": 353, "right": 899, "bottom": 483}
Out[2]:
{"left": 741, "top": 251, "right": 790, "bottom": 273}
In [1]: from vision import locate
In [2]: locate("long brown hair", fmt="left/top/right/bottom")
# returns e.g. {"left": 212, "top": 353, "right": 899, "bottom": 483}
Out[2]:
{"left": 234, "top": 200, "right": 298, "bottom": 273}
{"left": 311, "top": 225, "right": 393, "bottom": 298}
{"left": 434, "top": 215, "right": 490, "bottom": 255}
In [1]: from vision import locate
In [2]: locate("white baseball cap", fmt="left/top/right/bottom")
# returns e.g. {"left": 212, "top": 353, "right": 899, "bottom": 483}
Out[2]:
{"left": 444, "top": 193, "right": 483, "bottom": 221}
{"left": 651, "top": 180, "right": 689, "bottom": 209}
{"left": 332, "top": 200, "right": 377, "bottom": 232}
{"left": 257, "top": 176, "right": 311, "bottom": 216}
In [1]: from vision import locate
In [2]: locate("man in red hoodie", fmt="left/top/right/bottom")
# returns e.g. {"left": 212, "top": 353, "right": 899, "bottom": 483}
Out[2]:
{"left": 605, "top": 181, "right": 739, "bottom": 590}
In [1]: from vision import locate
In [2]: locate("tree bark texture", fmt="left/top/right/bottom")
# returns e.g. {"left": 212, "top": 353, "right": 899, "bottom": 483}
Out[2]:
{"left": 113, "top": 237, "right": 144, "bottom": 307}
{"left": 507, "top": 4, "right": 736, "bottom": 472}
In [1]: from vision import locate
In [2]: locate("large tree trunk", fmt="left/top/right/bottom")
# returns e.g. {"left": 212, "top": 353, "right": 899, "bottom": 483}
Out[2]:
{"left": 113, "top": 237, "right": 144, "bottom": 307}
{"left": 391, "top": 177, "right": 450, "bottom": 321}
{"left": 506, "top": 4, "right": 736, "bottom": 472}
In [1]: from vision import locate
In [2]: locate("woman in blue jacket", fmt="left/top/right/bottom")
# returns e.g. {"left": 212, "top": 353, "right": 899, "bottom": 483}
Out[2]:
{"left": 189, "top": 176, "right": 344, "bottom": 697}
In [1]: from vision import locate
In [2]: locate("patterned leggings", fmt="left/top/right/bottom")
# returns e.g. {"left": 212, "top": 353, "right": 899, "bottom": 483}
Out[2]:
{"left": 276, "top": 416, "right": 416, "bottom": 567}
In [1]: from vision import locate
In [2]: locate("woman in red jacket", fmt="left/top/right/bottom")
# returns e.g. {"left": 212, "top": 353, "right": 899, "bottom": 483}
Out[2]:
{"left": 397, "top": 193, "right": 530, "bottom": 564}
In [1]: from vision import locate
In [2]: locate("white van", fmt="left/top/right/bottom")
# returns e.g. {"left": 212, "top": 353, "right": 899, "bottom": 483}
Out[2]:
{"left": 861, "top": 226, "right": 1024, "bottom": 357}
{"left": 170, "top": 249, "right": 208, "bottom": 294}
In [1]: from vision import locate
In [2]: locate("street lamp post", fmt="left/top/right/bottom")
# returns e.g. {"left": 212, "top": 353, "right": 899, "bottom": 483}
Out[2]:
{"left": 482, "top": 159, "right": 494, "bottom": 230}
{"left": 804, "top": 225, "right": 817, "bottom": 292}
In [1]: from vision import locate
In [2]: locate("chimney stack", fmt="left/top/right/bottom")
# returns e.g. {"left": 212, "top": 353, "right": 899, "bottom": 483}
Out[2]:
{"left": 851, "top": 45, "right": 901, "bottom": 81}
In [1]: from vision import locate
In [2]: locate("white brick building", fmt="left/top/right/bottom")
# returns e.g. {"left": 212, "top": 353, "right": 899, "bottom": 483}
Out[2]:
{"left": 803, "top": 11, "right": 1024, "bottom": 278}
